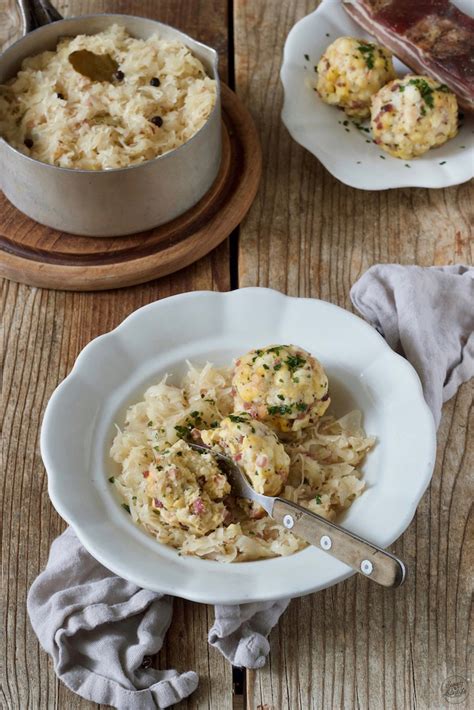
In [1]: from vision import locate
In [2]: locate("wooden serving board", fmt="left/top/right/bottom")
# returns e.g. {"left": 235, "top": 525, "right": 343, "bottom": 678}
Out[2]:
{"left": 0, "top": 84, "right": 261, "bottom": 291}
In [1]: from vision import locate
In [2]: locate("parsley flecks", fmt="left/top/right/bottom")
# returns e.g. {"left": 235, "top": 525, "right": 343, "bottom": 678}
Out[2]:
{"left": 147, "top": 420, "right": 153, "bottom": 426}
{"left": 277, "top": 394, "right": 285, "bottom": 401}
{"left": 296, "top": 402, "right": 307, "bottom": 412}
{"left": 210, "top": 421, "right": 219, "bottom": 428}
{"left": 274, "top": 363, "right": 282, "bottom": 371}
{"left": 108, "top": 476, "right": 115, "bottom": 483}
{"left": 268, "top": 404, "right": 293, "bottom": 416}
{"left": 315, "top": 495, "right": 322, "bottom": 505}
{"left": 266, "top": 345, "right": 287, "bottom": 355}
{"left": 262, "top": 364, "right": 270, "bottom": 370}
{"left": 121, "top": 503, "right": 131, "bottom": 514}
{"left": 408, "top": 78, "right": 436, "bottom": 108}
{"left": 357, "top": 42, "right": 375, "bottom": 70}
{"left": 175, "top": 424, "right": 191, "bottom": 438}
{"left": 285, "top": 354, "right": 306, "bottom": 372}
{"left": 228, "top": 414, "right": 248, "bottom": 424}
{"left": 304, "top": 53, "right": 310, "bottom": 61}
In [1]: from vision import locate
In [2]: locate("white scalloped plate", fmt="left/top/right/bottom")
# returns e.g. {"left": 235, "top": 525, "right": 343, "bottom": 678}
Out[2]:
{"left": 41, "top": 289, "right": 436, "bottom": 604}
{"left": 280, "top": 0, "right": 474, "bottom": 190}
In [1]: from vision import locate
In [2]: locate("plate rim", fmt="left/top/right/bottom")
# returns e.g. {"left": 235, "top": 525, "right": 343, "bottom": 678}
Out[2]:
{"left": 41, "top": 288, "right": 437, "bottom": 603}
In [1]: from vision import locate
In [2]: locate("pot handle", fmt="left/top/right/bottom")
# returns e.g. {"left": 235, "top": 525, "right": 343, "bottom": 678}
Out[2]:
{"left": 18, "top": 0, "right": 63, "bottom": 35}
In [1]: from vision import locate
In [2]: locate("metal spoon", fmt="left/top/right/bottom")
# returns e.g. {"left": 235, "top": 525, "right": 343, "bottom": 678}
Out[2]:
{"left": 189, "top": 442, "right": 406, "bottom": 588}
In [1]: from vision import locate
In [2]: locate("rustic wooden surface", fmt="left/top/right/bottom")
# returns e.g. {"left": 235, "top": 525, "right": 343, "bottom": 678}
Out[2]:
{"left": 2, "top": 2, "right": 473, "bottom": 710}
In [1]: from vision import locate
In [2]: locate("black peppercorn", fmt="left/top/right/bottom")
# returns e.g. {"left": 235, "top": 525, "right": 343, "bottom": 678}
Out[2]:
{"left": 56, "top": 92, "right": 65, "bottom": 100}
{"left": 150, "top": 115, "right": 163, "bottom": 127}
{"left": 24, "top": 138, "right": 33, "bottom": 148}
{"left": 115, "top": 70, "right": 125, "bottom": 81}
{"left": 150, "top": 77, "right": 161, "bottom": 87}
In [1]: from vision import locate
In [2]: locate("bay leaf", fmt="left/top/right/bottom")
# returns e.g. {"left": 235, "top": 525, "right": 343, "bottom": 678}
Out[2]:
{"left": 68, "top": 50, "right": 119, "bottom": 82}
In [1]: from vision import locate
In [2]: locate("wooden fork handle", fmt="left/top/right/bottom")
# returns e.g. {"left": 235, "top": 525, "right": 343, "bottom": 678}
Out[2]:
{"left": 272, "top": 498, "right": 406, "bottom": 588}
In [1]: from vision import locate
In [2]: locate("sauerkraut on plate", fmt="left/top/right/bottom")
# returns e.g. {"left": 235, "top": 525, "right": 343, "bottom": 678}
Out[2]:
{"left": 110, "top": 348, "right": 376, "bottom": 563}
{"left": 0, "top": 24, "right": 217, "bottom": 170}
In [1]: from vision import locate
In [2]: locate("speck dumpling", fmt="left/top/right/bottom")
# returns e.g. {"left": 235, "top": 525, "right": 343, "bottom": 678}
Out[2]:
{"left": 146, "top": 439, "right": 230, "bottom": 535}
{"left": 232, "top": 344, "right": 330, "bottom": 433}
{"left": 316, "top": 36, "right": 396, "bottom": 119}
{"left": 371, "top": 75, "right": 458, "bottom": 159}
{"left": 201, "top": 413, "right": 290, "bottom": 496}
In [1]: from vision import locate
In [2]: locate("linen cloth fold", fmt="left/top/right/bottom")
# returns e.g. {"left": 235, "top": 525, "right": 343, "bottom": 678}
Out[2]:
{"left": 28, "top": 527, "right": 288, "bottom": 709}
{"left": 27, "top": 528, "right": 199, "bottom": 709}
{"left": 28, "top": 263, "right": 473, "bottom": 708}
{"left": 350, "top": 264, "right": 474, "bottom": 428}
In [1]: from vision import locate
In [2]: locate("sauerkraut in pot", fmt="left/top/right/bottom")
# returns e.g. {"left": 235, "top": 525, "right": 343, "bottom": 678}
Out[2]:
{"left": 110, "top": 352, "right": 375, "bottom": 562}
{"left": 0, "top": 24, "right": 217, "bottom": 170}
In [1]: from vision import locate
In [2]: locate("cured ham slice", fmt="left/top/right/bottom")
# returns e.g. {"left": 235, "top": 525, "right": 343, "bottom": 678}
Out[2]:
{"left": 342, "top": 0, "right": 474, "bottom": 111}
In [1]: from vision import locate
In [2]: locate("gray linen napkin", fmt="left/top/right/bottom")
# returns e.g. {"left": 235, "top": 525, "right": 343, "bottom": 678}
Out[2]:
{"left": 28, "top": 527, "right": 289, "bottom": 709}
{"left": 209, "top": 599, "right": 290, "bottom": 668}
{"left": 27, "top": 528, "right": 199, "bottom": 709}
{"left": 350, "top": 264, "right": 474, "bottom": 427}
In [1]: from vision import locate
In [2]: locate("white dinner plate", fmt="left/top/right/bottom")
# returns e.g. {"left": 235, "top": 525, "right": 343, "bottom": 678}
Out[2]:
{"left": 280, "top": 0, "right": 474, "bottom": 190}
{"left": 41, "top": 289, "right": 436, "bottom": 604}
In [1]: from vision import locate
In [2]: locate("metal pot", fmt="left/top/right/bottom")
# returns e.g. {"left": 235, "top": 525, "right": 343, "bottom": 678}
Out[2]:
{"left": 0, "top": 0, "right": 221, "bottom": 236}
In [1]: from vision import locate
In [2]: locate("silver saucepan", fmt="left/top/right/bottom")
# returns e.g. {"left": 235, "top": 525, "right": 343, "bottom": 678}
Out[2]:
{"left": 0, "top": 0, "right": 221, "bottom": 236}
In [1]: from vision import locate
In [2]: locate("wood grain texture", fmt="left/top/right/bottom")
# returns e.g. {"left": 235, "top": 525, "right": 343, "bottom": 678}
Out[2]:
{"left": 1, "top": 1, "right": 233, "bottom": 709}
{"left": 234, "top": 1, "right": 473, "bottom": 709}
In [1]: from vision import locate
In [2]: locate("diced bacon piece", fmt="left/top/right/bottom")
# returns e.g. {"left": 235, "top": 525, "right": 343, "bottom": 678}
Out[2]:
{"left": 192, "top": 498, "right": 206, "bottom": 515}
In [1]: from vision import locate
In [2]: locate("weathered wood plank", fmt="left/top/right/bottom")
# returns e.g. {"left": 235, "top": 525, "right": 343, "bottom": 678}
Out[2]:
{"left": 233, "top": 1, "right": 473, "bottom": 709}
{"left": 1, "top": 2, "right": 232, "bottom": 709}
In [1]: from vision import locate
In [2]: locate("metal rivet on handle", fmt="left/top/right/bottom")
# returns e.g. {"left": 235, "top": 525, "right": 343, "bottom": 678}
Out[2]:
{"left": 361, "top": 559, "right": 373, "bottom": 575}
{"left": 320, "top": 535, "right": 332, "bottom": 550}
{"left": 283, "top": 514, "right": 294, "bottom": 529}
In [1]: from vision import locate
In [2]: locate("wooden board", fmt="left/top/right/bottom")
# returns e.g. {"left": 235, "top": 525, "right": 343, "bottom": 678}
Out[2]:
{"left": 0, "top": 85, "right": 261, "bottom": 291}
{"left": 234, "top": 1, "right": 473, "bottom": 709}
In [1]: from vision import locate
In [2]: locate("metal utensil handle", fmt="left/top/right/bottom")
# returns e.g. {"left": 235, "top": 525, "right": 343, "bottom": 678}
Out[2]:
{"left": 18, "top": 0, "right": 63, "bottom": 34}
{"left": 273, "top": 498, "right": 406, "bottom": 588}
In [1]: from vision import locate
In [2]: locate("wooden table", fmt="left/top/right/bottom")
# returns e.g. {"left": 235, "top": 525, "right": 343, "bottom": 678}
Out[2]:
{"left": 2, "top": 2, "right": 472, "bottom": 708}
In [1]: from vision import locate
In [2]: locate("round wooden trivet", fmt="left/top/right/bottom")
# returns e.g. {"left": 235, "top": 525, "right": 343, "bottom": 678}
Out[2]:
{"left": 0, "top": 84, "right": 261, "bottom": 291}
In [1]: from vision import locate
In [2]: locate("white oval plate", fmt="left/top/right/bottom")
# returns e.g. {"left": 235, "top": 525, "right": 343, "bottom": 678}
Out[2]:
{"left": 280, "top": 0, "right": 474, "bottom": 190}
{"left": 41, "top": 288, "right": 436, "bottom": 604}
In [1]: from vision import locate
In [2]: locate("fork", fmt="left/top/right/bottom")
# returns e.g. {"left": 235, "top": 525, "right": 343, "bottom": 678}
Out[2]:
{"left": 189, "top": 442, "right": 406, "bottom": 588}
